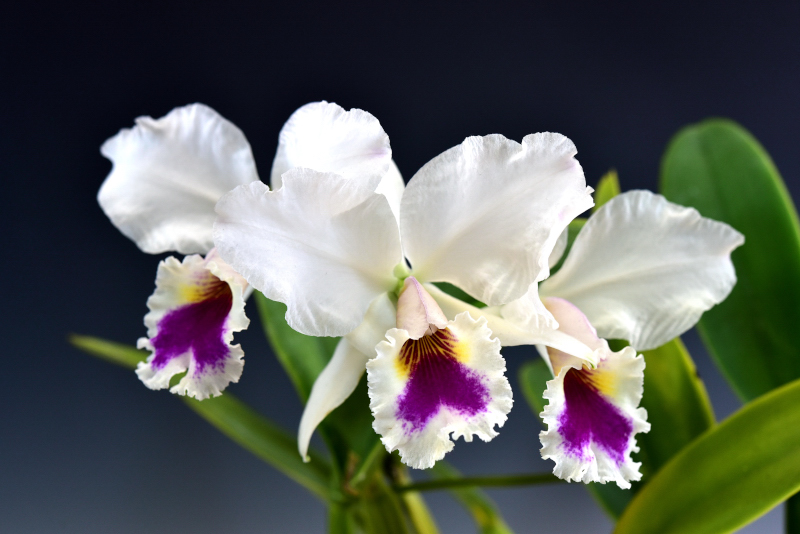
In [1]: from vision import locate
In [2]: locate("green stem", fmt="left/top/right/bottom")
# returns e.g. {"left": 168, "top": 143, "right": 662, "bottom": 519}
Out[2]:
{"left": 394, "top": 473, "right": 561, "bottom": 493}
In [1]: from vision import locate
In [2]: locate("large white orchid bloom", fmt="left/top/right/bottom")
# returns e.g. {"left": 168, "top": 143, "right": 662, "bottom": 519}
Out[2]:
{"left": 98, "top": 104, "right": 258, "bottom": 399}
{"left": 530, "top": 190, "right": 743, "bottom": 487}
{"left": 425, "top": 190, "right": 743, "bottom": 486}
{"left": 213, "top": 102, "right": 596, "bottom": 468}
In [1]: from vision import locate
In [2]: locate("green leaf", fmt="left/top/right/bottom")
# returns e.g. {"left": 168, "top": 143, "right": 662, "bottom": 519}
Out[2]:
{"left": 255, "top": 292, "right": 380, "bottom": 479}
{"left": 183, "top": 394, "right": 331, "bottom": 501}
{"left": 429, "top": 463, "right": 514, "bottom": 534}
{"left": 593, "top": 170, "right": 621, "bottom": 212}
{"left": 660, "top": 118, "right": 800, "bottom": 402}
{"left": 615, "top": 376, "right": 800, "bottom": 534}
{"left": 254, "top": 292, "right": 339, "bottom": 402}
{"left": 71, "top": 334, "right": 332, "bottom": 500}
{"left": 433, "top": 282, "right": 485, "bottom": 308}
{"left": 69, "top": 334, "right": 147, "bottom": 369}
{"left": 550, "top": 217, "right": 587, "bottom": 274}
{"left": 518, "top": 338, "right": 715, "bottom": 519}
{"left": 518, "top": 358, "right": 550, "bottom": 425}
{"left": 637, "top": 337, "right": 715, "bottom": 473}
{"left": 787, "top": 493, "right": 800, "bottom": 534}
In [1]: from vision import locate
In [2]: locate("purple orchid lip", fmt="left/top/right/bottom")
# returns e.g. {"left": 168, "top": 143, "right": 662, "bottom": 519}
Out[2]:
{"left": 150, "top": 278, "right": 233, "bottom": 375}
{"left": 558, "top": 367, "right": 633, "bottom": 464}
{"left": 396, "top": 329, "right": 490, "bottom": 433}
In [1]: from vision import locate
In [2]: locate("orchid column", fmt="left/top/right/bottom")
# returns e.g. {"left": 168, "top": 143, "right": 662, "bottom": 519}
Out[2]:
{"left": 213, "top": 105, "right": 595, "bottom": 468}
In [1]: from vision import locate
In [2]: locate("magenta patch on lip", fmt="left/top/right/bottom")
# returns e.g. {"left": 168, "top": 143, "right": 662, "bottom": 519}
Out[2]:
{"left": 558, "top": 368, "right": 632, "bottom": 464}
{"left": 150, "top": 280, "right": 233, "bottom": 375}
{"left": 396, "top": 329, "right": 489, "bottom": 433}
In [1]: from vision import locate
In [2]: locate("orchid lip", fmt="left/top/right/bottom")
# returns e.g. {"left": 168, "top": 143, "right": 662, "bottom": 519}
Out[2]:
{"left": 558, "top": 366, "right": 633, "bottom": 465}
{"left": 396, "top": 328, "right": 491, "bottom": 434}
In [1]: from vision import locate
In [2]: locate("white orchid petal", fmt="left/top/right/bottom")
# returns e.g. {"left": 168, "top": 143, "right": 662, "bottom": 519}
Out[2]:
{"left": 423, "top": 284, "right": 595, "bottom": 364}
{"left": 548, "top": 227, "right": 569, "bottom": 269}
{"left": 270, "top": 101, "right": 391, "bottom": 190}
{"left": 345, "top": 293, "right": 398, "bottom": 357}
{"left": 214, "top": 169, "right": 401, "bottom": 337}
{"left": 539, "top": 297, "right": 649, "bottom": 489}
{"left": 498, "top": 283, "right": 558, "bottom": 334}
{"left": 136, "top": 254, "right": 249, "bottom": 400}
{"left": 99, "top": 104, "right": 259, "bottom": 254}
{"left": 376, "top": 160, "right": 405, "bottom": 221}
{"left": 298, "top": 338, "right": 370, "bottom": 461}
{"left": 401, "top": 133, "right": 593, "bottom": 306}
{"left": 368, "top": 312, "right": 512, "bottom": 469}
{"left": 540, "top": 190, "right": 745, "bottom": 350}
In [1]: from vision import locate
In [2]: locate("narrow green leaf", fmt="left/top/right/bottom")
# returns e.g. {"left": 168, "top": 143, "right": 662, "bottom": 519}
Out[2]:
{"left": 254, "top": 292, "right": 339, "bottom": 402}
{"left": 660, "top": 118, "right": 800, "bottom": 401}
{"left": 255, "top": 291, "right": 380, "bottom": 478}
{"left": 519, "top": 338, "right": 715, "bottom": 519}
{"left": 593, "top": 170, "right": 621, "bottom": 212}
{"left": 71, "top": 334, "right": 332, "bottom": 500}
{"left": 328, "top": 501, "right": 358, "bottom": 534}
{"left": 615, "top": 376, "right": 800, "bottom": 534}
{"left": 433, "top": 282, "right": 485, "bottom": 308}
{"left": 430, "top": 463, "right": 514, "bottom": 534}
{"left": 392, "top": 461, "right": 441, "bottom": 534}
{"left": 357, "top": 475, "right": 412, "bottom": 534}
{"left": 69, "top": 334, "right": 147, "bottom": 369}
{"left": 183, "top": 394, "right": 331, "bottom": 501}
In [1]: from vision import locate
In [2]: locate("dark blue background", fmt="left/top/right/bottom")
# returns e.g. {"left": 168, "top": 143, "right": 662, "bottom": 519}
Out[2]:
{"left": 2, "top": 1, "right": 798, "bottom": 531}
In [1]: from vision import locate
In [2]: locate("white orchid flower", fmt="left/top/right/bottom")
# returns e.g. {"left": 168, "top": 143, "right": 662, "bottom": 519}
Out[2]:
{"left": 531, "top": 190, "right": 743, "bottom": 487}
{"left": 213, "top": 101, "right": 596, "bottom": 468}
{"left": 98, "top": 103, "right": 258, "bottom": 399}
{"left": 436, "top": 189, "right": 743, "bottom": 487}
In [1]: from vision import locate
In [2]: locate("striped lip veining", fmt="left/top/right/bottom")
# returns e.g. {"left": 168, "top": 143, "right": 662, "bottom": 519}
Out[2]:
{"left": 395, "top": 328, "right": 490, "bottom": 433}
{"left": 150, "top": 276, "right": 233, "bottom": 374}
{"left": 558, "top": 367, "right": 633, "bottom": 464}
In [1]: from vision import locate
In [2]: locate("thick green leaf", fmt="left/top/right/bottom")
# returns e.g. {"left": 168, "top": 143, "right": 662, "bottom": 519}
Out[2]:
{"left": 71, "top": 334, "right": 332, "bottom": 500}
{"left": 593, "top": 170, "right": 621, "bottom": 212}
{"left": 255, "top": 292, "right": 380, "bottom": 478}
{"left": 637, "top": 337, "right": 715, "bottom": 473}
{"left": 660, "top": 119, "right": 800, "bottom": 402}
{"left": 183, "top": 394, "right": 331, "bottom": 500}
{"left": 430, "top": 463, "right": 513, "bottom": 534}
{"left": 615, "top": 376, "right": 800, "bottom": 534}
{"left": 255, "top": 292, "right": 339, "bottom": 402}
{"left": 787, "top": 495, "right": 800, "bottom": 534}
{"left": 518, "top": 338, "right": 715, "bottom": 519}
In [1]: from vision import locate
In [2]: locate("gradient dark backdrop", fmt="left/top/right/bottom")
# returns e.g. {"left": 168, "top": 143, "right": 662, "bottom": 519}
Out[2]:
{"left": 3, "top": 1, "right": 799, "bottom": 532}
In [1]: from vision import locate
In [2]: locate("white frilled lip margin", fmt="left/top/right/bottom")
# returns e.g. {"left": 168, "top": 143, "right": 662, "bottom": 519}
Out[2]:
{"left": 367, "top": 312, "right": 513, "bottom": 469}
{"left": 538, "top": 297, "right": 649, "bottom": 489}
{"left": 136, "top": 252, "right": 250, "bottom": 400}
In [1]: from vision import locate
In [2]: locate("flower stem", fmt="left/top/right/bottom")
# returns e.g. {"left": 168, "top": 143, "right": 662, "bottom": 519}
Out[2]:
{"left": 393, "top": 472, "right": 561, "bottom": 493}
